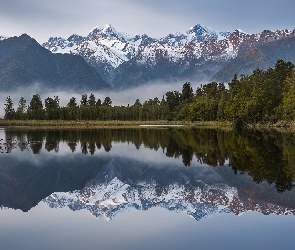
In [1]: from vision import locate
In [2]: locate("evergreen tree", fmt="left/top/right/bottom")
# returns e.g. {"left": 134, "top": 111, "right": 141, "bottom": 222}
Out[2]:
{"left": 181, "top": 82, "right": 194, "bottom": 103}
{"left": 16, "top": 97, "right": 27, "bottom": 119}
{"left": 17, "top": 97, "right": 26, "bottom": 113}
{"left": 4, "top": 96, "right": 15, "bottom": 120}
{"left": 67, "top": 97, "right": 77, "bottom": 107}
{"left": 103, "top": 96, "right": 112, "bottom": 106}
{"left": 45, "top": 96, "right": 59, "bottom": 120}
{"left": 88, "top": 93, "right": 96, "bottom": 106}
{"left": 96, "top": 99, "right": 102, "bottom": 106}
{"left": 27, "top": 94, "right": 43, "bottom": 120}
{"left": 80, "top": 94, "right": 88, "bottom": 107}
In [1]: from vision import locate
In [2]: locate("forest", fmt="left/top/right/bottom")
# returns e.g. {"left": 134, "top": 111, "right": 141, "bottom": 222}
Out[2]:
{"left": 3, "top": 59, "right": 295, "bottom": 127}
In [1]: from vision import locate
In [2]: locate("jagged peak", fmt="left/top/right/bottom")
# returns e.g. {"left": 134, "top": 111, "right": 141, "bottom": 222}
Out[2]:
{"left": 187, "top": 24, "right": 213, "bottom": 35}
{"left": 89, "top": 24, "right": 117, "bottom": 34}
{"left": 68, "top": 34, "right": 83, "bottom": 39}
{"left": 0, "top": 35, "right": 8, "bottom": 41}
{"left": 89, "top": 25, "right": 102, "bottom": 33}
{"left": 103, "top": 23, "right": 113, "bottom": 30}
{"left": 19, "top": 33, "right": 31, "bottom": 39}
{"left": 236, "top": 28, "right": 247, "bottom": 34}
{"left": 47, "top": 36, "right": 66, "bottom": 41}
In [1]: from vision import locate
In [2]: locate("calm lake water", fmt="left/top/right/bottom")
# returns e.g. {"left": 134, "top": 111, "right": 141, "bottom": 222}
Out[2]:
{"left": 0, "top": 127, "right": 295, "bottom": 250}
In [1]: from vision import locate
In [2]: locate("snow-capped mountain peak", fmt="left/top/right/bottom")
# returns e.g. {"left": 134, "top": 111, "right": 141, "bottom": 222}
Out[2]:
{"left": 0, "top": 35, "right": 7, "bottom": 41}
{"left": 87, "top": 24, "right": 123, "bottom": 41}
{"left": 159, "top": 24, "right": 232, "bottom": 47}
{"left": 236, "top": 28, "right": 247, "bottom": 34}
{"left": 42, "top": 24, "right": 295, "bottom": 87}
{"left": 187, "top": 24, "right": 212, "bottom": 35}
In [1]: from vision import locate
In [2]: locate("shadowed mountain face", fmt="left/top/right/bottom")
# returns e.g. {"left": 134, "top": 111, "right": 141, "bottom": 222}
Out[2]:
{"left": 213, "top": 36, "right": 295, "bottom": 82}
{"left": 0, "top": 34, "right": 110, "bottom": 91}
{"left": 1, "top": 128, "right": 295, "bottom": 220}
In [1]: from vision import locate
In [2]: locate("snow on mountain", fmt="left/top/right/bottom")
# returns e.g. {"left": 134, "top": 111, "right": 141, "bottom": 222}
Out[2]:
{"left": 43, "top": 24, "right": 156, "bottom": 82}
{"left": 43, "top": 23, "right": 231, "bottom": 70}
{"left": 0, "top": 35, "right": 7, "bottom": 41}
{"left": 159, "top": 24, "right": 231, "bottom": 47}
{"left": 42, "top": 24, "right": 295, "bottom": 86}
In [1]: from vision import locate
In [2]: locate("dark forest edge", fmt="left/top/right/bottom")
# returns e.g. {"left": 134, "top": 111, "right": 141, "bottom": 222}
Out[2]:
{"left": 2, "top": 59, "right": 295, "bottom": 129}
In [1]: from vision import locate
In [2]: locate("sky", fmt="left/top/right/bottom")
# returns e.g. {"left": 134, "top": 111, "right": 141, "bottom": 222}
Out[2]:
{"left": 0, "top": 0, "right": 295, "bottom": 43}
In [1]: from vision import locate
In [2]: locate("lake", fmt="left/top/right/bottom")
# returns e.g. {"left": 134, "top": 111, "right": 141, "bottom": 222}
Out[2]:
{"left": 0, "top": 127, "right": 295, "bottom": 250}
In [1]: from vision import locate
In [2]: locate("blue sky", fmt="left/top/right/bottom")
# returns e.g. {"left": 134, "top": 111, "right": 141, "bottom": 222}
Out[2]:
{"left": 0, "top": 0, "right": 294, "bottom": 43}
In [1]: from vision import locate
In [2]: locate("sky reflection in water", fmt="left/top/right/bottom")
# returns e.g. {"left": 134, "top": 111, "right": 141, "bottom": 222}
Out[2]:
{"left": 0, "top": 127, "right": 295, "bottom": 249}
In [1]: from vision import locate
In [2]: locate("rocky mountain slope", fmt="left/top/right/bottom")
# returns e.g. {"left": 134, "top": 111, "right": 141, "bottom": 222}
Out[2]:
{"left": 43, "top": 24, "right": 295, "bottom": 88}
{"left": 0, "top": 34, "right": 109, "bottom": 91}
{"left": 213, "top": 35, "right": 295, "bottom": 82}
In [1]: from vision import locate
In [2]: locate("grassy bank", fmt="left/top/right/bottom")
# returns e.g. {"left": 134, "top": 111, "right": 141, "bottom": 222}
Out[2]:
{"left": 0, "top": 119, "right": 233, "bottom": 129}
{"left": 1, "top": 119, "right": 294, "bottom": 131}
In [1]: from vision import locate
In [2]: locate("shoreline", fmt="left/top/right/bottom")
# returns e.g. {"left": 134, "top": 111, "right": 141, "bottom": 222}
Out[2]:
{"left": 0, "top": 119, "right": 294, "bottom": 131}
{"left": 0, "top": 120, "right": 232, "bottom": 130}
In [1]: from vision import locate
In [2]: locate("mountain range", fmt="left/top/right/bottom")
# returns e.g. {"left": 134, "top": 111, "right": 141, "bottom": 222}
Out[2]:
{"left": 1, "top": 24, "right": 295, "bottom": 91}
{"left": 43, "top": 24, "right": 295, "bottom": 88}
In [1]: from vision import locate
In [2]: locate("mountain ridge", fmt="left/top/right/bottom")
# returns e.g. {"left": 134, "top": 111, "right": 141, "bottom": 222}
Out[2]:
{"left": 213, "top": 35, "right": 295, "bottom": 82}
{"left": 1, "top": 24, "right": 295, "bottom": 91}
{"left": 0, "top": 34, "right": 110, "bottom": 91}
{"left": 42, "top": 24, "right": 295, "bottom": 88}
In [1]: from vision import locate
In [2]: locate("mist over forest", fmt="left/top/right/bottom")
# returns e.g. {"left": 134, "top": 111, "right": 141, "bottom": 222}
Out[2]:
{"left": 0, "top": 80, "right": 204, "bottom": 118}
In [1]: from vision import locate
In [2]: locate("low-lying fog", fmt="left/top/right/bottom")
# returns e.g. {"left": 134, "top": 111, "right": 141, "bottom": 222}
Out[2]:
{"left": 0, "top": 80, "right": 205, "bottom": 118}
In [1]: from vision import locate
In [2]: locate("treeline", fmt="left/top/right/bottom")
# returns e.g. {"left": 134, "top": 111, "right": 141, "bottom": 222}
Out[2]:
{"left": 4, "top": 59, "right": 295, "bottom": 126}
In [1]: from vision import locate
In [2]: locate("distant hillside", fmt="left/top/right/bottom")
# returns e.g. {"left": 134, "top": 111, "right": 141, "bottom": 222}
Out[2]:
{"left": 213, "top": 36, "right": 295, "bottom": 82}
{"left": 0, "top": 34, "right": 110, "bottom": 91}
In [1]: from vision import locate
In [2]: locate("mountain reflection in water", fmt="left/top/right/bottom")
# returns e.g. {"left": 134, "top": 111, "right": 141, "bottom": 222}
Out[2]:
{"left": 0, "top": 127, "right": 295, "bottom": 221}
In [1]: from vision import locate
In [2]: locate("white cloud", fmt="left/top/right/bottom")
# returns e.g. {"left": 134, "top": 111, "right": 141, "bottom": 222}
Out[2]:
{"left": 0, "top": 0, "right": 294, "bottom": 43}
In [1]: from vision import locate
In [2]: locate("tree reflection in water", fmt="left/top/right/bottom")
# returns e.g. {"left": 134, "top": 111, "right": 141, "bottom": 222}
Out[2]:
{"left": 2, "top": 127, "right": 295, "bottom": 192}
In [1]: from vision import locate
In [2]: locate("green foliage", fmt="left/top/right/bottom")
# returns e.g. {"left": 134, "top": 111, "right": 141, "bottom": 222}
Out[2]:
{"left": 3, "top": 60, "right": 295, "bottom": 124}
{"left": 80, "top": 94, "right": 88, "bottom": 107}
{"left": 88, "top": 93, "right": 96, "bottom": 106}
{"left": 181, "top": 82, "right": 194, "bottom": 103}
{"left": 27, "top": 94, "right": 43, "bottom": 120}
{"left": 103, "top": 96, "right": 112, "bottom": 106}
{"left": 96, "top": 99, "right": 102, "bottom": 106}
{"left": 44, "top": 96, "right": 60, "bottom": 120}
{"left": 67, "top": 97, "right": 77, "bottom": 108}
{"left": 224, "top": 60, "right": 295, "bottom": 125}
{"left": 4, "top": 96, "right": 15, "bottom": 120}
{"left": 279, "top": 72, "right": 295, "bottom": 120}
{"left": 15, "top": 97, "right": 27, "bottom": 120}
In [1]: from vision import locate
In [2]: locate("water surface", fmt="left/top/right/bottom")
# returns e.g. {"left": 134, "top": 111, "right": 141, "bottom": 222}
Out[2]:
{"left": 0, "top": 127, "right": 294, "bottom": 249}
